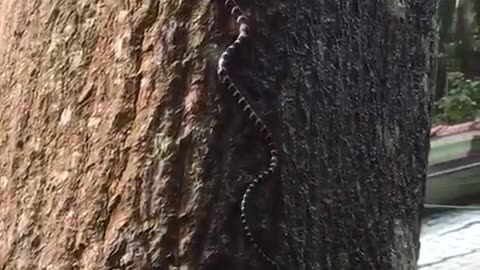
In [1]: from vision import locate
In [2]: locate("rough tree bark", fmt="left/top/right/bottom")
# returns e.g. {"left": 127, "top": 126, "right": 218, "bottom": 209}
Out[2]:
{"left": 0, "top": 0, "right": 436, "bottom": 270}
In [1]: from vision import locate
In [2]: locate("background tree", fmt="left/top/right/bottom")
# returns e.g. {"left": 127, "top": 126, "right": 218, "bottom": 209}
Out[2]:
{"left": 454, "top": 0, "right": 478, "bottom": 78}
{"left": 0, "top": 0, "right": 437, "bottom": 269}
{"left": 434, "top": 0, "right": 456, "bottom": 99}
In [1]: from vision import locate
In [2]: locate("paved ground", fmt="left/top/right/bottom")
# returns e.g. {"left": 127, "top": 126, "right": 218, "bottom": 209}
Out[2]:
{"left": 418, "top": 208, "right": 480, "bottom": 269}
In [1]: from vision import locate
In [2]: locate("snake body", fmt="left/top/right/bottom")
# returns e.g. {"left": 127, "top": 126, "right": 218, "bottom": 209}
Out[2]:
{"left": 216, "top": 1, "right": 281, "bottom": 269}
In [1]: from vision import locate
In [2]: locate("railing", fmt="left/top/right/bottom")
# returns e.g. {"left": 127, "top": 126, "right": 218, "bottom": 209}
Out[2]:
{"left": 425, "top": 161, "right": 480, "bottom": 210}
{"left": 427, "top": 161, "right": 480, "bottom": 178}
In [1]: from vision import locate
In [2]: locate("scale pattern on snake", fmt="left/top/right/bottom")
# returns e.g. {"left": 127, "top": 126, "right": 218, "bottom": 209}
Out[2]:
{"left": 216, "top": 1, "right": 282, "bottom": 269}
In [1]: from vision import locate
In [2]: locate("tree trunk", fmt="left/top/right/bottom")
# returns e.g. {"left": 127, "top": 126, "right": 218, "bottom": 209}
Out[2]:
{"left": 430, "top": 9, "right": 441, "bottom": 101}
{"left": 455, "top": 0, "right": 477, "bottom": 78}
{"left": 0, "top": 1, "right": 436, "bottom": 270}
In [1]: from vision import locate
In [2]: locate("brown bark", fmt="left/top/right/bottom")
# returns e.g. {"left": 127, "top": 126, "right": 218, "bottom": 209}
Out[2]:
{"left": 0, "top": 1, "right": 436, "bottom": 270}
{"left": 0, "top": 0, "right": 220, "bottom": 269}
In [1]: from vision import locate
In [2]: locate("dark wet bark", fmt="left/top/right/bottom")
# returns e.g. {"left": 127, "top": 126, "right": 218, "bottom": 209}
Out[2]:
{"left": 233, "top": 1, "right": 436, "bottom": 269}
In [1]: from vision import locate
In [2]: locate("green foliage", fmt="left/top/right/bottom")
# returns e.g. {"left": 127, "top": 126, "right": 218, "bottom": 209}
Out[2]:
{"left": 433, "top": 72, "right": 480, "bottom": 124}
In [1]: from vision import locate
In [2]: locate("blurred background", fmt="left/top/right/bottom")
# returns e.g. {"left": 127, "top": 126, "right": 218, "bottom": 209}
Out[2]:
{"left": 419, "top": 0, "right": 480, "bottom": 268}
{"left": 431, "top": 0, "right": 479, "bottom": 124}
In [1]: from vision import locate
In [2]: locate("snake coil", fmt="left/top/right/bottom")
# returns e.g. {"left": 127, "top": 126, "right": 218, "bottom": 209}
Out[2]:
{"left": 217, "top": 1, "right": 281, "bottom": 269}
